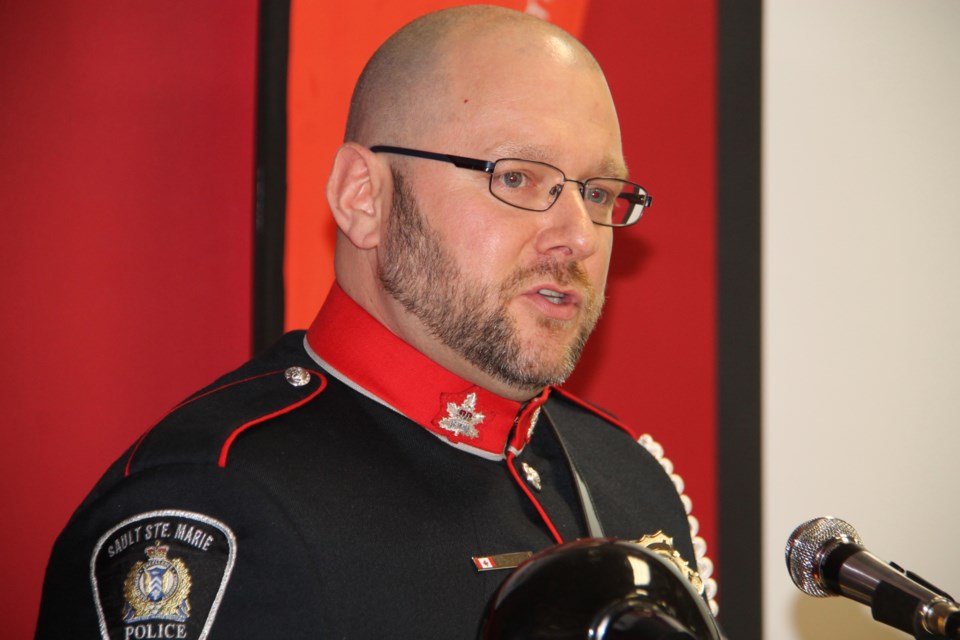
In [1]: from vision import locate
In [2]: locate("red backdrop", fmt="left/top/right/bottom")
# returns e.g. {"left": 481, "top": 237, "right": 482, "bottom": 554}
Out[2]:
{"left": 2, "top": 1, "right": 716, "bottom": 636}
{"left": 573, "top": 0, "right": 718, "bottom": 576}
{"left": 0, "top": 3, "right": 257, "bottom": 636}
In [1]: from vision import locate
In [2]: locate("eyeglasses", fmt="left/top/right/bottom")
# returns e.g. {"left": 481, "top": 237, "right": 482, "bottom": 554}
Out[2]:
{"left": 369, "top": 145, "right": 651, "bottom": 227}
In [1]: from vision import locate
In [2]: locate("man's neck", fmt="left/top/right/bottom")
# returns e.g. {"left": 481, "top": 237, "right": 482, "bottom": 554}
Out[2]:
{"left": 303, "top": 283, "right": 549, "bottom": 460}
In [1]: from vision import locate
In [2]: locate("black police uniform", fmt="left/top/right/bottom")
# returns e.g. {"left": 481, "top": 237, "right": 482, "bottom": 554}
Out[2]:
{"left": 37, "top": 285, "right": 698, "bottom": 639}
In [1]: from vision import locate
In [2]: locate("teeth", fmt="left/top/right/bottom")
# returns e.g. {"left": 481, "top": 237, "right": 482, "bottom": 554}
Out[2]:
{"left": 538, "top": 289, "right": 565, "bottom": 304}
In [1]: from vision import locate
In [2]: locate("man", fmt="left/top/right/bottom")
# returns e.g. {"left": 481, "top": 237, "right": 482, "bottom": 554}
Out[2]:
{"left": 37, "top": 6, "right": 708, "bottom": 638}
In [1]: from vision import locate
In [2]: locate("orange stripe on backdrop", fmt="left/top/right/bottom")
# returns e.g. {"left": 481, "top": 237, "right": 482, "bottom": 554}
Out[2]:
{"left": 285, "top": 0, "right": 590, "bottom": 329}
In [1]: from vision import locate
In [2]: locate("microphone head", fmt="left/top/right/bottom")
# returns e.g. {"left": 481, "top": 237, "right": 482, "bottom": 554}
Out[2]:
{"left": 785, "top": 516, "right": 863, "bottom": 597}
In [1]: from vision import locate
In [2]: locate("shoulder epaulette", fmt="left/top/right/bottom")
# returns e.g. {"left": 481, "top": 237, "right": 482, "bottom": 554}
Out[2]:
{"left": 124, "top": 332, "right": 327, "bottom": 476}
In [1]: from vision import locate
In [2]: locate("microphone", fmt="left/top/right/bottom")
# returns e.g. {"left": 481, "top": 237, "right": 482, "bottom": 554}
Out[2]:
{"left": 785, "top": 516, "right": 960, "bottom": 639}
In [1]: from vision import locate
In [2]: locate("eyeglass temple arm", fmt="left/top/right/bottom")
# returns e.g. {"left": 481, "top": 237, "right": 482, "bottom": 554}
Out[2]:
{"left": 620, "top": 191, "right": 653, "bottom": 208}
{"left": 369, "top": 146, "right": 494, "bottom": 173}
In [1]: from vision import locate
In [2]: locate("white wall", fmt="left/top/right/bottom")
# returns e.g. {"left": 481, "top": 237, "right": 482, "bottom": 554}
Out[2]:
{"left": 763, "top": 1, "right": 960, "bottom": 638}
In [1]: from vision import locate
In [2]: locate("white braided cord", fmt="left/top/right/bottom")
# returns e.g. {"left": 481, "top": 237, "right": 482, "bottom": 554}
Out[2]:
{"left": 637, "top": 433, "right": 719, "bottom": 616}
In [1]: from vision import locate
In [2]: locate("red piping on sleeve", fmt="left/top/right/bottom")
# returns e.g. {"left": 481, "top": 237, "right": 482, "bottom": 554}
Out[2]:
{"left": 218, "top": 373, "right": 327, "bottom": 467}
{"left": 124, "top": 431, "right": 152, "bottom": 477}
{"left": 170, "top": 371, "right": 284, "bottom": 413}
{"left": 124, "top": 370, "right": 326, "bottom": 476}
{"left": 506, "top": 451, "right": 564, "bottom": 545}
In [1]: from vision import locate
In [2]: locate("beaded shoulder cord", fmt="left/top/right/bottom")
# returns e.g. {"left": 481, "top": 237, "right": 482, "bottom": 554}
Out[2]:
{"left": 637, "top": 433, "right": 719, "bottom": 616}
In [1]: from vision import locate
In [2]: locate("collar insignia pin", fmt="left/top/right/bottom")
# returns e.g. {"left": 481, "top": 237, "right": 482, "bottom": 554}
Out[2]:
{"left": 438, "top": 392, "right": 485, "bottom": 439}
{"left": 527, "top": 406, "right": 542, "bottom": 442}
{"left": 521, "top": 462, "right": 542, "bottom": 491}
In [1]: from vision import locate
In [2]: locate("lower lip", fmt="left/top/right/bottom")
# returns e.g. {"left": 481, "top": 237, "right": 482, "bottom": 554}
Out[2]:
{"left": 519, "top": 291, "right": 579, "bottom": 322}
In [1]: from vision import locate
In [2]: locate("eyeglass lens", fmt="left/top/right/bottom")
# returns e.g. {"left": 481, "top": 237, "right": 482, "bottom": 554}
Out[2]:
{"left": 489, "top": 159, "right": 644, "bottom": 226}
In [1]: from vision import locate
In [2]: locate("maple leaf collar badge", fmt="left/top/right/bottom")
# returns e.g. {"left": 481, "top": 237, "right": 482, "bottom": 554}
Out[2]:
{"left": 438, "top": 392, "right": 486, "bottom": 439}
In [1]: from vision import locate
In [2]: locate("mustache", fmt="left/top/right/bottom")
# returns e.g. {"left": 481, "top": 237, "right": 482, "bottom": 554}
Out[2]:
{"left": 501, "top": 260, "right": 593, "bottom": 296}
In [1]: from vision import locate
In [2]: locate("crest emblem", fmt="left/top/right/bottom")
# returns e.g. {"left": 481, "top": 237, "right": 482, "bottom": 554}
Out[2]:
{"left": 438, "top": 392, "right": 485, "bottom": 439}
{"left": 123, "top": 541, "right": 192, "bottom": 622}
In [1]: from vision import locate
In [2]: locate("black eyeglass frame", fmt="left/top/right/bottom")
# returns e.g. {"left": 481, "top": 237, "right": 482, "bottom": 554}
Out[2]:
{"left": 369, "top": 145, "right": 652, "bottom": 227}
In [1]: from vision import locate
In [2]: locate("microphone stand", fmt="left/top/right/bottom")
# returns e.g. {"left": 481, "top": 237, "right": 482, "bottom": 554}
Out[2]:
{"left": 885, "top": 563, "right": 960, "bottom": 640}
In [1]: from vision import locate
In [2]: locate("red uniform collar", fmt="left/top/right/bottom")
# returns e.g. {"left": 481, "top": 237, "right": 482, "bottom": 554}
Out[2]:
{"left": 304, "top": 284, "right": 549, "bottom": 460}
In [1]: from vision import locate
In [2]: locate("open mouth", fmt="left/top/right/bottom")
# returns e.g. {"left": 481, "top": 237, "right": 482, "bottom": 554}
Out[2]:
{"left": 537, "top": 288, "right": 569, "bottom": 305}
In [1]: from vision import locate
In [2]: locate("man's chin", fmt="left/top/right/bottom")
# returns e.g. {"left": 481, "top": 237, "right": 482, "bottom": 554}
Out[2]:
{"left": 511, "top": 343, "right": 581, "bottom": 388}
{"left": 456, "top": 307, "right": 594, "bottom": 393}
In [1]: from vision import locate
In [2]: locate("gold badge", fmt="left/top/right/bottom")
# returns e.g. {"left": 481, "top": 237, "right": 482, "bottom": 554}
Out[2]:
{"left": 123, "top": 540, "right": 192, "bottom": 622}
{"left": 633, "top": 531, "right": 704, "bottom": 596}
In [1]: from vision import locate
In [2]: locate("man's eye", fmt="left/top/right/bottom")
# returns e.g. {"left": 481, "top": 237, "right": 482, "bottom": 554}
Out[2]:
{"left": 585, "top": 186, "right": 610, "bottom": 204}
{"left": 498, "top": 171, "right": 526, "bottom": 189}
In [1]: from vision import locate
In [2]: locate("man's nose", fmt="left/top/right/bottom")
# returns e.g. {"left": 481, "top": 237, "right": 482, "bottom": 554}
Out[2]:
{"left": 535, "top": 182, "right": 601, "bottom": 260}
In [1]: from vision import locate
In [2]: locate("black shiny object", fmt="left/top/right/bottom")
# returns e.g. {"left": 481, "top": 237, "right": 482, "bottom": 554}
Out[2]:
{"left": 479, "top": 538, "right": 722, "bottom": 640}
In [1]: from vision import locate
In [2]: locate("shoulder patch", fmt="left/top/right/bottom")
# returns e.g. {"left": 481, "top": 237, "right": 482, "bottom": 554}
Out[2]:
{"left": 90, "top": 510, "right": 236, "bottom": 640}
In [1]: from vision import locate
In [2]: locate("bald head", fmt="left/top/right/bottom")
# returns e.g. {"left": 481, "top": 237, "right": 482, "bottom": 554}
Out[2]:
{"left": 344, "top": 5, "right": 605, "bottom": 147}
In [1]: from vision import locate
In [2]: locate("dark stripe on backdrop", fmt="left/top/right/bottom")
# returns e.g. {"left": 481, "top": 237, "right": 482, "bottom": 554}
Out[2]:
{"left": 717, "top": 0, "right": 763, "bottom": 638}
{"left": 253, "top": 0, "right": 291, "bottom": 353}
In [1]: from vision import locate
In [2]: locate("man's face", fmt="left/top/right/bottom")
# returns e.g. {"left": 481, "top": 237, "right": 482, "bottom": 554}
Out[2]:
{"left": 375, "top": 30, "right": 623, "bottom": 398}
{"left": 379, "top": 170, "right": 603, "bottom": 391}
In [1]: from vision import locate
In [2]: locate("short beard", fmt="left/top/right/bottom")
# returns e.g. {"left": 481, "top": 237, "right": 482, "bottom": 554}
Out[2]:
{"left": 378, "top": 169, "right": 604, "bottom": 392}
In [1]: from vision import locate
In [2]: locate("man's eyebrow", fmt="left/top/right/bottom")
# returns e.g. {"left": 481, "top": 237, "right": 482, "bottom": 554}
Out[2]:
{"left": 489, "top": 144, "right": 630, "bottom": 179}
{"left": 488, "top": 143, "right": 551, "bottom": 162}
{"left": 599, "top": 156, "right": 630, "bottom": 180}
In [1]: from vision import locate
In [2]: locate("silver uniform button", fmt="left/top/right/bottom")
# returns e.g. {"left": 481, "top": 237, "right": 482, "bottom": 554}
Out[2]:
{"left": 284, "top": 366, "right": 311, "bottom": 387}
{"left": 521, "top": 462, "right": 542, "bottom": 492}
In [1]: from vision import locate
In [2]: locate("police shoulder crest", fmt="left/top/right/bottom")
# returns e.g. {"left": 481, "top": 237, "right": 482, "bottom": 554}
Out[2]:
{"left": 122, "top": 541, "right": 192, "bottom": 623}
{"left": 91, "top": 511, "right": 236, "bottom": 640}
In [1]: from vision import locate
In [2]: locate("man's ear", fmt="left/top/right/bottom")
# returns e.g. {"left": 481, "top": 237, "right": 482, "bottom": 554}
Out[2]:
{"left": 326, "top": 143, "right": 390, "bottom": 249}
